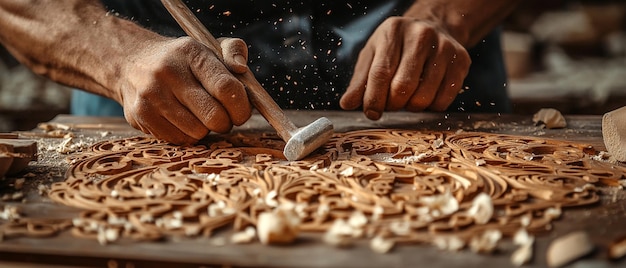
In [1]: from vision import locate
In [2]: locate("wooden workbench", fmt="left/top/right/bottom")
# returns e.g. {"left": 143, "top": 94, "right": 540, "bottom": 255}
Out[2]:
{"left": 0, "top": 111, "right": 624, "bottom": 268}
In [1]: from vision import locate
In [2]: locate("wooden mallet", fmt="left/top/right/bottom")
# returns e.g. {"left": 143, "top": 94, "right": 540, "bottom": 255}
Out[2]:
{"left": 161, "top": 0, "right": 334, "bottom": 161}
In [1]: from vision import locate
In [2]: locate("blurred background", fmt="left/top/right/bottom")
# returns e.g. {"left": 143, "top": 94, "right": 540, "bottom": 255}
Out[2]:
{"left": 0, "top": 0, "right": 624, "bottom": 132}
{"left": 503, "top": 0, "right": 626, "bottom": 115}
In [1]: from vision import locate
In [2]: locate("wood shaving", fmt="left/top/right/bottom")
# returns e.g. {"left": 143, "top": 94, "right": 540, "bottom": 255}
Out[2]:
{"left": 37, "top": 184, "right": 49, "bottom": 196}
{"left": 609, "top": 235, "right": 626, "bottom": 260}
{"left": 546, "top": 231, "right": 594, "bottom": 267}
{"left": 38, "top": 122, "right": 71, "bottom": 131}
{"left": 370, "top": 235, "right": 394, "bottom": 254}
{"left": 469, "top": 230, "right": 502, "bottom": 254}
{"left": 257, "top": 208, "right": 300, "bottom": 245}
{"left": 231, "top": 226, "right": 256, "bottom": 244}
{"left": 56, "top": 137, "right": 89, "bottom": 154}
{"left": 323, "top": 219, "right": 355, "bottom": 247}
{"left": 544, "top": 207, "right": 562, "bottom": 220}
{"left": 533, "top": 108, "right": 567, "bottom": 129}
{"left": 97, "top": 227, "right": 119, "bottom": 245}
{"left": 0, "top": 205, "right": 20, "bottom": 221}
{"left": 511, "top": 229, "right": 534, "bottom": 266}
{"left": 467, "top": 193, "right": 493, "bottom": 224}
{"left": 2, "top": 192, "right": 24, "bottom": 201}
{"left": 602, "top": 106, "right": 626, "bottom": 162}
{"left": 433, "top": 235, "right": 465, "bottom": 251}
{"left": 13, "top": 178, "right": 25, "bottom": 190}
{"left": 511, "top": 239, "right": 534, "bottom": 266}
{"left": 419, "top": 190, "right": 459, "bottom": 218}
{"left": 11, "top": 191, "right": 23, "bottom": 201}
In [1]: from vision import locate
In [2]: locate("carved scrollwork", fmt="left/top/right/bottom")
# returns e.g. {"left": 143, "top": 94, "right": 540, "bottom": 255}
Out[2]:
{"left": 5, "top": 129, "right": 622, "bottom": 249}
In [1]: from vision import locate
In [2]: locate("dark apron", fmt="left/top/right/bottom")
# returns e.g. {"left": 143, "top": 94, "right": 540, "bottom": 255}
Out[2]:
{"left": 72, "top": 0, "right": 510, "bottom": 116}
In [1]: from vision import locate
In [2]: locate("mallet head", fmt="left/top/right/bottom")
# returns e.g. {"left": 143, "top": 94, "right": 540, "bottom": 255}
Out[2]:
{"left": 283, "top": 117, "right": 334, "bottom": 161}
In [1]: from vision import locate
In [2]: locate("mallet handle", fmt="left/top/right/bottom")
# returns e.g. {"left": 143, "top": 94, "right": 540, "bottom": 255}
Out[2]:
{"left": 161, "top": 0, "right": 298, "bottom": 141}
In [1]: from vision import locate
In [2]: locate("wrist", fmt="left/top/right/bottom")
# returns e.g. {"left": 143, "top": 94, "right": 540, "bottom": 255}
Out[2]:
{"left": 103, "top": 16, "right": 170, "bottom": 104}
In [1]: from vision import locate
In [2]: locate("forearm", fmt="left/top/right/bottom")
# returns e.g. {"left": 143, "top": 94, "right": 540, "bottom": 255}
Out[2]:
{"left": 404, "top": 0, "right": 521, "bottom": 48}
{"left": 0, "top": 0, "right": 166, "bottom": 102}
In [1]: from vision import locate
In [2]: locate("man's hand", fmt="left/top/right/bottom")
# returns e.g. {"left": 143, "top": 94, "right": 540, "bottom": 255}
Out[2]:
{"left": 0, "top": 0, "right": 253, "bottom": 146}
{"left": 340, "top": 17, "right": 471, "bottom": 120}
{"left": 119, "top": 37, "right": 252, "bottom": 145}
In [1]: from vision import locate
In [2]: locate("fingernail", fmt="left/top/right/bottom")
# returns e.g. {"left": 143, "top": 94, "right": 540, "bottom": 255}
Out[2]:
{"left": 234, "top": 54, "right": 247, "bottom": 66}
{"left": 365, "top": 110, "right": 381, "bottom": 120}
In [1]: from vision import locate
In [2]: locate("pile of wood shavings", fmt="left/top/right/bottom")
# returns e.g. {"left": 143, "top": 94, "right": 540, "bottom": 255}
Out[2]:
{"left": 4, "top": 130, "right": 626, "bottom": 261}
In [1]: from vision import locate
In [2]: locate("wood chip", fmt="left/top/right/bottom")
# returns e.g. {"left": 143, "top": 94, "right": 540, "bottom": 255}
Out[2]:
{"left": 370, "top": 235, "right": 394, "bottom": 254}
{"left": 602, "top": 106, "right": 626, "bottom": 162}
{"left": 511, "top": 240, "right": 534, "bottom": 266}
{"left": 608, "top": 235, "right": 626, "bottom": 260}
{"left": 469, "top": 230, "right": 502, "bottom": 254}
{"left": 533, "top": 108, "right": 567, "bottom": 129}
{"left": 511, "top": 229, "right": 534, "bottom": 266}
{"left": 546, "top": 231, "right": 594, "bottom": 267}
{"left": 231, "top": 226, "right": 256, "bottom": 244}
{"left": 257, "top": 209, "right": 300, "bottom": 245}
{"left": 0, "top": 139, "right": 37, "bottom": 176}
{"left": 433, "top": 235, "right": 465, "bottom": 251}
{"left": 467, "top": 192, "right": 493, "bottom": 224}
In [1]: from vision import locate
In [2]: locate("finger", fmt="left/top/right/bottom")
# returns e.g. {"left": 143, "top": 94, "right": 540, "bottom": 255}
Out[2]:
{"left": 363, "top": 35, "right": 403, "bottom": 119}
{"left": 124, "top": 94, "right": 206, "bottom": 144}
{"left": 340, "top": 47, "right": 374, "bottom": 111}
{"left": 176, "top": 79, "right": 235, "bottom": 133}
{"left": 124, "top": 112, "right": 143, "bottom": 133}
{"left": 429, "top": 50, "right": 471, "bottom": 111}
{"left": 189, "top": 51, "right": 251, "bottom": 126}
{"left": 386, "top": 33, "right": 429, "bottom": 111}
{"left": 143, "top": 115, "right": 198, "bottom": 145}
{"left": 406, "top": 45, "right": 447, "bottom": 112}
{"left": 159, "top": 99, "right": 211, "bottom": 140}
{"left": 219, "top": 37, "right": 249, "bottom": 74}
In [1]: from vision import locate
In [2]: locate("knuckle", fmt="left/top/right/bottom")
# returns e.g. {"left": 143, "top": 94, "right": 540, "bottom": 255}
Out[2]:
{"left": 430, "top": 95, "right": 456, "bottom": 112}
{"left": 198, "top": 105, "right": 232, "bottom": 133}
{"left": 407, "top": 90, "right": 435, "bottom": 111}
{"left": 212, "top": 74, "right": 242, "bottom": 97}
{"left": 124, "top": 114, "right": 140, "bottom": 130}
{"left": 407, "top": 100, "right": 429, "bottom": 112}
{"left": 456, "top": 50, "right": 472, "bottom": 66}
{"left": 386, "top": 100, "right": 404, "bottom": 111}
{"left": 174, "top": 36, "right": 202, "bottom": 53}
{"left": 439, "top": 40, "right": 455, "bottom": 52}
{"left": 382, "top": 17, "right": 404, "bottom": 39}
{"left": 391, "top": 77, "right": 415, "bottom": 92}
{"left": 364, "top": 96, "right": 385, "bottom": 110}
{"left": 179, "top": 136, "right": 200, "bottom": 146}
{"left": 168, "top": 134, "right": 197, "bottom": 146}
{"left": 369, "top": 64, "right": 394, "bottom": 81}
{"left": 383, "top": 17, "right": 403, "bottom": 28}
{"left": 135, "top": 88, "right": 166, "bottom": 110}
{"left": 416, "top": 25, "right": 437, "bottom": 40}
{"left": 210, "top": 119, "right": 232, "bottom": 133}
{"left": 430, "top": 103, "right": 449, "bottom": 112}
{"left": 229, "top": 38, "right": 247, "bottom": 50}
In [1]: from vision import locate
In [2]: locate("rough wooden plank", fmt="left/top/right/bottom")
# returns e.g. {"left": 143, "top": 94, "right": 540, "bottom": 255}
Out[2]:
{"left": 0, "top": 139, "right": 37, "bottom": 177}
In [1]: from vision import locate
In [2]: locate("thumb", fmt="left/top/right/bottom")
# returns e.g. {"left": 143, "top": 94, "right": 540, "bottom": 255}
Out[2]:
{"left": 219, "top": 37, "right": 249, "bottom": 74}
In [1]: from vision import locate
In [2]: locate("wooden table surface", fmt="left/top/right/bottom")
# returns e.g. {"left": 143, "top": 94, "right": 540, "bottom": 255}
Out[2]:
{"left": 0, "top": 111, "right": 624, "bottom": 268}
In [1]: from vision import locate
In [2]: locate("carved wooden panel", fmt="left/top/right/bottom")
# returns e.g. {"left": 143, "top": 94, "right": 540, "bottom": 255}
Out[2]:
{"left": 4, "top": 130, "right": 625, "bottom": 251}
